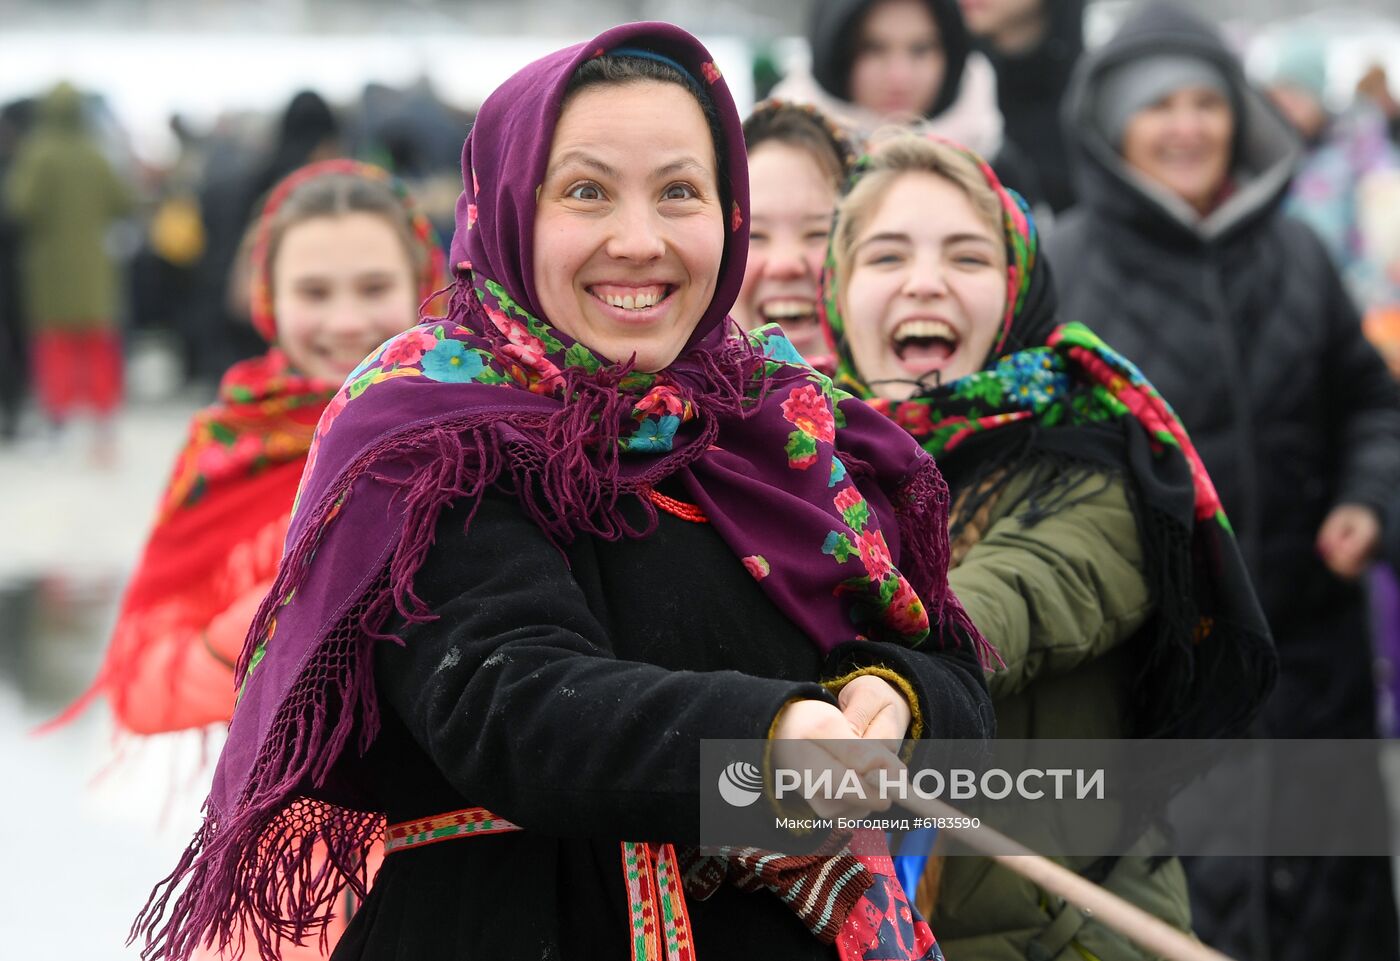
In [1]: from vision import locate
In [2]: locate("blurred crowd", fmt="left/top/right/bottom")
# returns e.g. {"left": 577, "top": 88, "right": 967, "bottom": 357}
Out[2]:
{"left": 0, "top": 77, "right": 470, "bottom": 453}
{"left": 9, "top": 3, "right": 1400, "bottom": 961}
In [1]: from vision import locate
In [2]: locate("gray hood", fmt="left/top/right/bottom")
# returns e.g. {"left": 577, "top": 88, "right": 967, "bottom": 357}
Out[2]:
{"left": 1062, "top": 1, "right": 1301, "bottom": 245}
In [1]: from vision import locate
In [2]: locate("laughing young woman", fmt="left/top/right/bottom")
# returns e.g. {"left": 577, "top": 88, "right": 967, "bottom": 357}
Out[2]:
{"left": 822, "top": 132, "right": 1274, "bottom": 960}
{"left": 731, "top": 100, "right": 857, "bottom": 366}
{"left": 133, "top": 24, "right": 996, "bottom": 961}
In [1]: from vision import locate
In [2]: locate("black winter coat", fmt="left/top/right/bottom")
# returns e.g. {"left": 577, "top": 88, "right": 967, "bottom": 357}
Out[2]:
{"left": 1047, "top": 6, "right": 1400, "bottom": 960}
{"left": 1048, "top": 2, "right": 1400, "bottom": 741}
{"left": 980, "top": 0, "right": 1085, "bottom": 214}
{"left": 332, "top": 490, "right": 993, "bottom": 961}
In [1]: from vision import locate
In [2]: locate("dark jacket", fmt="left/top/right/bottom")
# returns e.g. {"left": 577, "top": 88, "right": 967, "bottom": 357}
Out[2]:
{"left": 333, "top": 490, "right": 993, "bottom": 961}
{"left": 1050, "top": 0, "right": 1400, "bottom": 735}
{"left": 1048, "top": 5, "right": 1400, "bottom": 958}
{"left": 979, "top": 0, "right": 1085, "bottom": 213}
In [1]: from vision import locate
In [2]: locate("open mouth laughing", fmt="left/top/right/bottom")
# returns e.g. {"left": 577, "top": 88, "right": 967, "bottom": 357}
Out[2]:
{"left": 891, "top": 317, "right": 960, "bottom": 374}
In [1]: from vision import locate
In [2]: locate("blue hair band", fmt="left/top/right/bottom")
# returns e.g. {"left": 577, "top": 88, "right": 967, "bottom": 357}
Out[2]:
{"left": 608, "top": 46, "right": 701, "bottom": 91}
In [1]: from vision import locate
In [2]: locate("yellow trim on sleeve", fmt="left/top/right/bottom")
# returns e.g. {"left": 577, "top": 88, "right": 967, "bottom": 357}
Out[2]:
{"left": 821, "top": 665, "right": 924, "bottom": 742}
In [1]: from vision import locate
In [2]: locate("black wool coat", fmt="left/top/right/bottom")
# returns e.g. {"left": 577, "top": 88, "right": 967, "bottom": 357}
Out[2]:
{"left": 332, "top": 490, "right": 993, "bottom": 961}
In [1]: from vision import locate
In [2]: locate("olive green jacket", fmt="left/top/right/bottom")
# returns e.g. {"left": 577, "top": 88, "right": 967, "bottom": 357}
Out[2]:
{"left": 4, "top": 84, "right": 133, "bottom": 330}
{"left": 926, "top": 470, "right": 1193, "bottom": 961}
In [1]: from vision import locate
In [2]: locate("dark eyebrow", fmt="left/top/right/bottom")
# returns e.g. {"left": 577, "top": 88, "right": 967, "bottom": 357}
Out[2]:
{"left": 856, "top": 231, "right": 911, "bottom": 249}
{"left": 547, "top": 149, "right": 620, "bottom": 179}
{"left": 944, "top": 232, "right": 1000, "bottom": 247}
{"left": 548, "top": 150, "right": 709, "bottom": 181}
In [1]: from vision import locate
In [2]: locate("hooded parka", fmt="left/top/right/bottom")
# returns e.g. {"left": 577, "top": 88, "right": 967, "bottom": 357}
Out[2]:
{"left": 772, "top": 0, "right": 1006, "bottom": 162}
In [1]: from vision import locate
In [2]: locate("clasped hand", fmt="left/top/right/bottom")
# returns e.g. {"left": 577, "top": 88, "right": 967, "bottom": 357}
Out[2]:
{"left": 770, "top": 675, "right": 912, "bottom": 819}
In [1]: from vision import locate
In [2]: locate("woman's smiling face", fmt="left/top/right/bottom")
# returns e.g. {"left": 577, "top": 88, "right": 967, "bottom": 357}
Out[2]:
{"left": 273, "top": 211, "right": 420, "bottom": 385}
{"left": 734, "top": 141, "right": 838, "bottom": 359}
{"left": 532, "top": 79, "right": 726, "bottom": 372}
{"left": 842, "top": 172, "right": 1006, "bottom": 399}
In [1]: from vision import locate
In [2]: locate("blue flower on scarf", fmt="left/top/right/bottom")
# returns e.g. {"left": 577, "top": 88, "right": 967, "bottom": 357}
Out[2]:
{"left": 421, "top": 339, "right": 485, "bottom": 383}
{"left": 996, "top": 351, "right": 1064, "bottom": 409}
{"left": 623, "top": 415, "right": 680, "bottom": 453}
{"left": 762, "top": 333, "right": 810, "bottom": 367}
{"left": 829, "top": 456, "right": 849, "bottom": 488}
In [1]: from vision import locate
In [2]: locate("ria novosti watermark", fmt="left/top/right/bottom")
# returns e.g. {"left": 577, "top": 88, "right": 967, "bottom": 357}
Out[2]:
{"left": 699, "top": 739, "right": 1400, "bottom": 857}
{"left": 766, "top": 765, "right": 1106, "bottom": 805}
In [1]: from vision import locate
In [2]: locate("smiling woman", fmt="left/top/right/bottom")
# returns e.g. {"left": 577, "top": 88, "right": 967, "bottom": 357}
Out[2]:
{"left": 133, "top": 23, "right": 996, "bottom": 961}
{"left": 45, "top": 160, "right": 446, "bottom": 961}
{"left": 272, "top": 212, "right": 420, "bottom": 384}
{"left": 1049, "top": 5, "right": 1400, "bottom": 955}
{"left": 734, "top": 101, "right": 857, "bottom": 365}
{"left": 831, "top": 141, "right": 1008, "bottom": 398}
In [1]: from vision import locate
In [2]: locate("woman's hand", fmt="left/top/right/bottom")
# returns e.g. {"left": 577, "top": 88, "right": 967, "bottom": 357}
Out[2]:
{"left": 835, "top": 674, "right": 913, "bottom": 742}
{"left": 770, "top": 699, "right": 904, "bottom": 818}
{"left": 1316, "top": 503, "right": 1382, "bottom": 580}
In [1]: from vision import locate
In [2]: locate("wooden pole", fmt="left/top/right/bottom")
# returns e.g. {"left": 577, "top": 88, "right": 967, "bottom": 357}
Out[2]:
{"left": 898, "top": 795, "right": 1236, "bottom": 961}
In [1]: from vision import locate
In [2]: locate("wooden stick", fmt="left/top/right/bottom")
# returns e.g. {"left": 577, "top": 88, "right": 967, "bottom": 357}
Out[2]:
{"left": 898, "top": 795, "right": 1235, "bottom": 961}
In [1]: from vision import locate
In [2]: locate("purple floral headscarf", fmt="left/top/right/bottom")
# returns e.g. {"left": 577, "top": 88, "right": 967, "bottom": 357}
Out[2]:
{"left": 134, "top": 22, "right": 984, "bottom": 961}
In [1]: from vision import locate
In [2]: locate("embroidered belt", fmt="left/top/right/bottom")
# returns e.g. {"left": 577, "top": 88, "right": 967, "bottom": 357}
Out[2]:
{"left": 385, "top": 806, "right": 695, "bottom": 961}
{"left": 384, "top": 806, "right": 521, "bottom": 853}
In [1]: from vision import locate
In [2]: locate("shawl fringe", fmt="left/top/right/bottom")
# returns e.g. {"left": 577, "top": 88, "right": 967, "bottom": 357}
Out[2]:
{"left": 133, "top": 320, "right": 781, "bottom": 961}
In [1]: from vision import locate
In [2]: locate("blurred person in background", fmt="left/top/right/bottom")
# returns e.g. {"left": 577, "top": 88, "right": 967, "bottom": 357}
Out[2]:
{"left": 821, "top": 132, "right": 1273, "bottom": 960}
{"left": 0, "top": 97, "right": 35, "bottom": 442}
{"left": 69, "top": 159, "right": 444, "bottom": 734}
{"left": 1049, "top": 3, "right": 1400, "bottom": 958}
{"left": 130, "top": 113, "right": 210, "bottom": 384}
{"left": 244, "top": 91, "right": 344, "bottom": 220}
{"left": 1261, "top": 31, "right": 1400, "bottom": 316}
{"left": 50, "top": 159, "right": 445, "bottom": 960}
{"left": 773, "top": 0, "right": 1005, "bottom": 163}
{"left": 352, "top": 78, "right": 468, "bottom": 250}
{"left": 959, "top": 0, "right": 1086, "bottom": 215}
{"left": 731, "top": 100, "right": 857, "bottom": 366}
{"left": 4, "top": 81, "right": 134, "bottom": 460}
{"left": 1261, "top": 34, "right": 1400, "bottom": 748}
{"left": 1357, "top": 63, "right": 1400, "bottom": 147}
{"left": 194, "top": 90, "right": 343, "bottom": 383}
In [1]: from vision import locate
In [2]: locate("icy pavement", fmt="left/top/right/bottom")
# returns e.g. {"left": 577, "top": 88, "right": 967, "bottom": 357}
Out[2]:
{"left": 0, "top": 398, "right": 213, "bottom": 961}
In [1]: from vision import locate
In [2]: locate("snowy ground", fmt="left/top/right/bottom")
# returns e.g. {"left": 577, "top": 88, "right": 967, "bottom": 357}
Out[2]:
{"left": 0, "top": 397, "right": 212, "bottom": 961}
